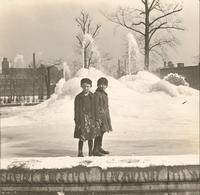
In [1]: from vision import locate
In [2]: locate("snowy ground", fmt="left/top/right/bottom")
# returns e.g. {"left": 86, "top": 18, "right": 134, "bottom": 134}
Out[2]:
{"left": 1, "top": 68, "right": 199, "bottom": 158}
{"left": 1, "top": 155, "right": 199, "bottom": 169}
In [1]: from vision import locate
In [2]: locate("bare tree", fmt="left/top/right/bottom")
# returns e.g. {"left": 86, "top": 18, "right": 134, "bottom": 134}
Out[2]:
{"left": 104, "top": 0, "right": 184, "bottom": 70}
{"left": 75, "top": 11, "right": 101, "bottom": 68}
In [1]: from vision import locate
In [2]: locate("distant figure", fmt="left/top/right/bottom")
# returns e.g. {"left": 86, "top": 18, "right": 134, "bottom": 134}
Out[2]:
{"left": 74, "top": 78, "right": 100, "bottom": 157}
{"left": 93, "top": 77, "right": 112, "bottom": 156}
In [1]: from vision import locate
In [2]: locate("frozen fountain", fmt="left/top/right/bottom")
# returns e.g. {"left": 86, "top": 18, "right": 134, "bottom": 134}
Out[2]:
{"left": 62, "top": 62, "right": 71, "bottom": 81}
{"left": 13, "top": 54, "right": 25, "bottom": 68}
{"left": 82, "top": 33, "right": 101, "bottom": 69}
{"left": 127, "top": 33, "right": 143, "bottom": 75}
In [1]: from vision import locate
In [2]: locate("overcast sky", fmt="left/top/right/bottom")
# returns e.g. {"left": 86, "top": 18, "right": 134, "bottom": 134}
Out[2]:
{"left": 0, "top": 0, "right": 199, "bottom": 67}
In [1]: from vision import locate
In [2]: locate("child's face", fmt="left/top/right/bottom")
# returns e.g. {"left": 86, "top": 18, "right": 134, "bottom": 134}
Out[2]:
{"left": 81, "top": 83, "right": 91, "bottom": 94}
{"left": 98, "top": 84, "right": 107, "bottom": 91}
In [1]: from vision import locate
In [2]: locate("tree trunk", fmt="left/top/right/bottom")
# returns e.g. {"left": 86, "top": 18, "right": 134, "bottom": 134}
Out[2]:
{"left": 144, "top": 0, "right": 150, "bottom": 70}
{"left": 83, "top": 48, "right": 88, "bottom": 69}
{"left": 144, "top": 44, "right": 150, "bottom": 70}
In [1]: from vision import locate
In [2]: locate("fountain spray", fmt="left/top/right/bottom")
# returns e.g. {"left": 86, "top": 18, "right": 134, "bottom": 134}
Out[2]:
{"left": 82, "top": 33, "right": 101, "bottom": 69}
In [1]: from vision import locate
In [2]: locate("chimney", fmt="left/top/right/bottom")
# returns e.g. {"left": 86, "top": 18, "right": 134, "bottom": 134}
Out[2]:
{"left": 33, "top": 53, "right": 36, "bottom": 69}
{"left": 177, "top": 63, "right": 184, "bottom": 68}
{"left": 2, "top": 57, "right": 9, "bottom": 74}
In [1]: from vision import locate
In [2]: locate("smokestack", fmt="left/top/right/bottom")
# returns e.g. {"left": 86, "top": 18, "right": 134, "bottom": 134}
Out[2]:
{"left": 33, "top": 53, "right": 36, "bottom": 69}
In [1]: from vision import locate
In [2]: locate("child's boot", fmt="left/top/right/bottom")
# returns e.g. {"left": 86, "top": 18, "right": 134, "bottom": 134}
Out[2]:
{"left": 99, "top": 147, "right": 109, "bottom": 155}
{"left": 78, "top": 151, "right": 84, "bottom": 157}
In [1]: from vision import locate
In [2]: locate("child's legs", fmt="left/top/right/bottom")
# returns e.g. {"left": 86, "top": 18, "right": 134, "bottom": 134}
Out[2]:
{"left": 88, "top": 139, "right": 93, "bottom": 152}
{"left": 99, "top": 132, "right": 105, "bottom": 148}
{"left": 78, "top": 139, "right": 84, "bottom": 152}
{"left": 94, "top": 136, "right": 100, "bottom": 150}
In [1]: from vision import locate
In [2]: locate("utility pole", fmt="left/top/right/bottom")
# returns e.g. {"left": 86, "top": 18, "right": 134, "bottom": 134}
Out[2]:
{"left": 33, "top": 53, "right": 36, "bottom": 69}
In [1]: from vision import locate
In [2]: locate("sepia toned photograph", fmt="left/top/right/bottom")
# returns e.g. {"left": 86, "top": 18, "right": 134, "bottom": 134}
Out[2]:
{"left": 0, "top": 0, "right": 199, "bottom": 194}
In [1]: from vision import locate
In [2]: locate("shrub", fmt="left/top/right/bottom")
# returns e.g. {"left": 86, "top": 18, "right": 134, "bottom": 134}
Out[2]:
{"left": 164, "top": 73, "right": 189, "bottom": 86}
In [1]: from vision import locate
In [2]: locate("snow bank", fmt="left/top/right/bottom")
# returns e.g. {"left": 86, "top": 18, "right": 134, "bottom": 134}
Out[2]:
{"left": 120, "top": 71, "right": 160, "bottom": 93}
{"left": 1, "top": 68, "right": 199, "bottom": 152}
{"left": 1, "top": 155, "right": 198, "bottom": 170}
{"left": 151, "top": 80, "right": 179, "bottom": 97}
{"left": 120, "top": 71, "right": 197, "bottom": 97}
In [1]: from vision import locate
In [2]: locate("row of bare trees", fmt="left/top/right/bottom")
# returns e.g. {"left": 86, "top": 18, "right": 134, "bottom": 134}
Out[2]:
{"left": 75, "top": 0, "right": 184, "bottom": 71}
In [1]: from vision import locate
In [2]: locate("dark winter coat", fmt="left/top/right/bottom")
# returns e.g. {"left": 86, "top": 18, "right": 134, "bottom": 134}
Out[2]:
{"left": 94, "top": 88, "right": 112, "bottom": 133}
{"left": 74, "top": 91, "right": 100, "bottom": 141}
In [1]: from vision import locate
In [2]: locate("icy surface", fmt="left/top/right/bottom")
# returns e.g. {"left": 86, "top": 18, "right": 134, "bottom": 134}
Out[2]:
{"left": 1, "top": 68, "right": 199, "bottom": 158}
{"left": 1, "top": 155, "right": 198, "bottom": 170}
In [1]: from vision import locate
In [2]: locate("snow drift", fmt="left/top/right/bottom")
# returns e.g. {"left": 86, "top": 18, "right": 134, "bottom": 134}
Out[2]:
{"left": 1, "top": 68, "right": 199, "bottom": 148}
{"left": 120, "top": 71, "right": 197, "bottom": 97}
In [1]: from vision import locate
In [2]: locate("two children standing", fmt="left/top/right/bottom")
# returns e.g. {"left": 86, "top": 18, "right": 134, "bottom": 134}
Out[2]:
{"left": 74, "top": 77, "right": 112, "bottom": 157}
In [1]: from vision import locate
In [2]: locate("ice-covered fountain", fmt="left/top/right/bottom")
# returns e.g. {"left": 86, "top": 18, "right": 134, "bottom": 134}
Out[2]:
{"left": 82, "top": 33, "right": 101, "bottom": 68}
{"left": 127, "top": 33, "right": 143, "bottom": 74}
{"left": 62, "top": 62, "right": 71, "bottom": 81}
{"left": 13, "top": 54, "right": 25, "bottom": 68}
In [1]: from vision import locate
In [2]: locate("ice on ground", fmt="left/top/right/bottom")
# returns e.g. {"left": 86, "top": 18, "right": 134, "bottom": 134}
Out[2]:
{"left": 1, "top": 68, "right": 199, "bottom": 147}
{"left": 1, "top": 155, "right": 199, "bottom": 170}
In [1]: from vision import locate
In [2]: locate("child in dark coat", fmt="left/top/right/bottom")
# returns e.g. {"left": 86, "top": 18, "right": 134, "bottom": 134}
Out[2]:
{"left": 74, "top": 78, "right": 100, "bottom": 157}
{"left": 93, "top": 77, "right": 112, "bottom": 156}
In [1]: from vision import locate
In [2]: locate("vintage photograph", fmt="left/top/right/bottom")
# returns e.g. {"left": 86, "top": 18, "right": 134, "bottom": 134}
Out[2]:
{"left": 0, "top": 0, "right": 199, "bottom": 194}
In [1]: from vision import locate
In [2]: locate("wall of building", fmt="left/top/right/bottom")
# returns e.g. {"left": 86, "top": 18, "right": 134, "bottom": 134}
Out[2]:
{"left": 0, "top": 65, "right": 63, "bottom": 101}
{"left": 160, "top": 65, "right": 199, "bottom": 90}
{"left": 0, "top": 165, "right": 199, "bottom": 194}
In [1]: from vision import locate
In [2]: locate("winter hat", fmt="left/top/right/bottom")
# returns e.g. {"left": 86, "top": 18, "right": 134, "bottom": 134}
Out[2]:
{"left": 97, "top": 77, "right": 108, "bottom": 86}
{"left": 80, "top": 78, "right": 92, "bottom": 86}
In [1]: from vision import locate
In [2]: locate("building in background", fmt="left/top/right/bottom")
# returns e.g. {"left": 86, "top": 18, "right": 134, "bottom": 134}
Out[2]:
{"left": 160, "top": 62, "right": 199, "bottom": 90}
{"left": 0, "top": 57, "right": 62, "bottom": 105}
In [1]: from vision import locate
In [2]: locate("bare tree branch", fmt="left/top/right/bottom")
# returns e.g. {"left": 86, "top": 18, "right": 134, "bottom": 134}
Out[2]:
{"left": 87, "top": 19, "right": 91, "bottom": 33}
{"left": 104, "top": 9, "right": 145, "bottom": 36}
{"left": 76, "top": 35, "right": 82, "bottom": 46}
{"left": 75, "top": 18, "right": 83, "bottom": 29}
{"left": 149, "top": 5, "right": 183, "bottom": 26}
{"left": 92, "top": 24, "right": 101, "bottom": 38}
{"left": 104, "top": 0, "right": 184, "bottom": 70}
{"left": 149, "top": 21, "right": 167, "bottom": 41}
{"left": 149, "top": 0, "right": 158, "bottom": 11}
{"left": 149, "top": 22, "right": 184, "bottom": 41}
{"left": 149, "top": 38, "right": 176, "bottom": 51}
{"left": 151, "top": 49, "right": 166, "bottom": 61}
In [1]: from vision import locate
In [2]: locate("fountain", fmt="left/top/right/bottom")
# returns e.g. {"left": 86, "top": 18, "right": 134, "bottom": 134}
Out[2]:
{"left": 13, "top": 54, "right": 25, "bottom": 68}
{"left": 127, "top": 33, "right": 143, "bottom": 75}
{"left": 82, "top": 33, "right": 101, "bottom": 69}
{"left": 62, "top": 62, "right": 71, "bottom": 81}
